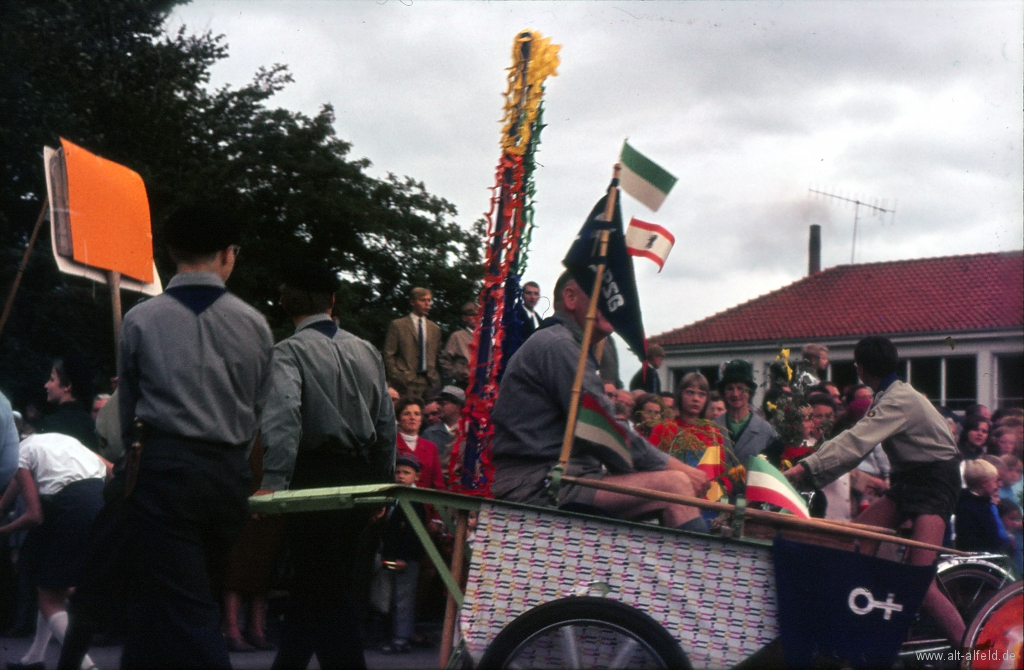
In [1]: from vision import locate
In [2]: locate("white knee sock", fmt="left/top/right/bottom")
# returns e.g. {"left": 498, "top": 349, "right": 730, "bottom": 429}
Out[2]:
{"left": 47, "top": 611, "right": 96, "bottom": 670}
{"left": 20, "top": 611, "right": 52, "bottom": 663}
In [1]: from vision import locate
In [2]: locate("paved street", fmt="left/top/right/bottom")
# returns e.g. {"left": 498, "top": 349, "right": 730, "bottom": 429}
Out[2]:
{"left": 0, "top": 635, "right": 441, "bottom": 670}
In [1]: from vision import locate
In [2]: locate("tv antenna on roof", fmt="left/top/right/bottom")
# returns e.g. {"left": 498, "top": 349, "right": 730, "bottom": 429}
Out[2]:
{"left": 808, "top": 188, "right": 896, "bottom": 263}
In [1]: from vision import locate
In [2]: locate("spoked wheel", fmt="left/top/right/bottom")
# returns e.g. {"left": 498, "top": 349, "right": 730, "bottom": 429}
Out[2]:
{"left": 901, "top": 562, "right": 1015, "bottom": 668}
{"left": 478, "top": 596, "right": 690, "bottom": 670}
{"left": 940, "top": 566, "right": 1013, "bottom": 624}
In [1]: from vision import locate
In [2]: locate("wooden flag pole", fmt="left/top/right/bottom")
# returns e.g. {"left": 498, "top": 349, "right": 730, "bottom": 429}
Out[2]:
{"left": 108, "top": 270, "right": 122, "bottom": 368}
{"left": 0, "top": 198, "right": 49, "bottom": 339}
{"left": 551, "top": 164, "right": 621, "bottom": 497}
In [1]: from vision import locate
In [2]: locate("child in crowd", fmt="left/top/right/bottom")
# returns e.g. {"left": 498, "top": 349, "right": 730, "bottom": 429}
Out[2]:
{"left": 379, "top": 453, "right": 428, "bottom": 654}
{"left": 990, "top": 426, "right": 1019, "bottom": 457}
{"left": 996, "top": 499, "right": 1023, "bottom": 575}
{"left": 955, "top": 459, "right": 1012, "bottom": 554}
{"left": 1000, "top": 454, "right": 1023, "bottom": 505}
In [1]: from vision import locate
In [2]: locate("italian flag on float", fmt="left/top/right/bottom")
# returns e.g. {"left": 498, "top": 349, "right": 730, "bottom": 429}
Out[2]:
{"left": 745, "top": 456, "right": 810, "bottom": 519}
{"left": 575, "top": 393, "right": 633, "bottom": 471}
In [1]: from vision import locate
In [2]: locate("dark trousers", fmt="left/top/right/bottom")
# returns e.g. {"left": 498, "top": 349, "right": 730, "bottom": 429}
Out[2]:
{"left": 271, "top": 448, "right": 379, "bottom": 670}
{"left": 118, "top": 434, "right": 249, "bottom": 670}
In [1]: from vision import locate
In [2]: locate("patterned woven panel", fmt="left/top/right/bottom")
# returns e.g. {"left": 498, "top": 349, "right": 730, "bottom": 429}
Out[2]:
{"left": 461, "top": 503, "right": 780, "bottom": 668}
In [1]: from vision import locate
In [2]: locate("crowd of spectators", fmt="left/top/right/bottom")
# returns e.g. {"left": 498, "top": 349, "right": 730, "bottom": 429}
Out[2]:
{"left": 1, "top": 282, "right": 1022, "bottom": 663}
{"left": 623, "top": 343, "right": 1024, "bottom": 578}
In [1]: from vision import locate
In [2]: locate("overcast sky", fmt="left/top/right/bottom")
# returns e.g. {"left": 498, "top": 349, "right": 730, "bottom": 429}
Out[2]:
{"left": 168, "top": 1, "right": 1023, "bottom": 379}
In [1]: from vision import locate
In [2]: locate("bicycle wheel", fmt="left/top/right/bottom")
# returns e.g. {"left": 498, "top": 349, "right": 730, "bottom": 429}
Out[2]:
{"left": 962, "top": 581, "right": 1023, "bottom": 670}
{"left": 478, "top": 596, "right": 690, "bottom": 670}
{"left": 940, "top": 565, "right": 1013, "bottom": 624}
{"left": 901, "top": 562, "right": 1013, "bottom": 667}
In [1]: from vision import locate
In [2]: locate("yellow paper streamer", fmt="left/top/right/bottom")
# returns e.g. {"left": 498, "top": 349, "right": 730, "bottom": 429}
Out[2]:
{"left": 500, "top": 30, "right": 561, "bottom": 156}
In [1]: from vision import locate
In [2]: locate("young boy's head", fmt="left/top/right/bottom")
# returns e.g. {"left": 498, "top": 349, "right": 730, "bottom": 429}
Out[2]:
{"left": 963, "top": 459, "right": 1000, "bottom": 498}
{"left": 1000, "top": 455, "right": 1022, "bottom": 486}
{"left": 996, "top": 499, "right": 1023, "bottom": 533}
{"left": 395, "top": 453, "right": 421, "bottom": 486}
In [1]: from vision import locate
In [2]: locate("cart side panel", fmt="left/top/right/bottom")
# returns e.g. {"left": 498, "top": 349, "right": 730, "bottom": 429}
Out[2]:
{"left": 460, "top": 502, "right": 780, "bottom": 669}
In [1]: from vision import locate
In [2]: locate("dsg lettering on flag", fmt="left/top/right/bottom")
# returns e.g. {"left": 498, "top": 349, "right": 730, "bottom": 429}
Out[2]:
{"left": 564, "top": 180, "right": 647, "bottom": 363}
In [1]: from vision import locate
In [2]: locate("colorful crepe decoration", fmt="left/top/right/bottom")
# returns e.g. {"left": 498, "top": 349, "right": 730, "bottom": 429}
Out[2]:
{"left": 447, "top": 30, "right": 559, "bottom": 496}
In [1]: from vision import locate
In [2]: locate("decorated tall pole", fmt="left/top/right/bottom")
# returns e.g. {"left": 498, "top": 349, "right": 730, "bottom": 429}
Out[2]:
{"left": 447, "top": 31, "right": 559, "bottom": 495}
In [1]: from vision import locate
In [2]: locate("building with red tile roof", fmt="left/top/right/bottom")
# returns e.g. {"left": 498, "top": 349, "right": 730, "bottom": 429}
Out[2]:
{"left": 651, "top": 251, "right": 1023, "bottom": 410}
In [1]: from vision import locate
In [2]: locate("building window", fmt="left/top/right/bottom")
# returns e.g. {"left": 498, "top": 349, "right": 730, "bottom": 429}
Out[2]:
{"left": 908, "top": 357, "right": 942, "bottom": 405}
{"left": 904, "top": 355, "right": 976, "bottom": 410}
{"left": 997, "top": 354, "right": 1023, "bottom": 409}
{"left": 830, "top": 361, "right": 858, "bottom": 394}
{"left": 945, "top": 357, "right": 977, "bottom": 411}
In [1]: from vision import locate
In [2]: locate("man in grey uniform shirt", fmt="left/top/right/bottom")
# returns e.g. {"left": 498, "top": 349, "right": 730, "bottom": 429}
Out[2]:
{"left": 115, "top": 204, "right": 273, "bottom": 669}
{"left": 784, "top": 336, "right": 964, "bottom": 645}
{"left": 260, "top": 260, "right": 396, "bottom": 670}
{"left": 491, "top": 272, "right": 709, "bottom": 530}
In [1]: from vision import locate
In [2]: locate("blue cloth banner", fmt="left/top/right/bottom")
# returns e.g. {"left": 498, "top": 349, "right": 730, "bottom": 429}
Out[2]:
{"left": 772, "top": 537, "right": 936, "bottom": 668}
{"left": 562, "top": 179, "right": 647, "bottom": 363}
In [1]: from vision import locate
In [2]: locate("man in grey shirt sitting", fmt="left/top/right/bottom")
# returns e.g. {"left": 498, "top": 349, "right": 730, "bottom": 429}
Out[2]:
{"left": 491, "top": 272, "right": 709, "bottom": 531}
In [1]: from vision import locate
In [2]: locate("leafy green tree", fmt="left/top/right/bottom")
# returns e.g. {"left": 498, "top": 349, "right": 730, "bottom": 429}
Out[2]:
{"left": 0, "top": 0, "right": 483, "bottom": 408}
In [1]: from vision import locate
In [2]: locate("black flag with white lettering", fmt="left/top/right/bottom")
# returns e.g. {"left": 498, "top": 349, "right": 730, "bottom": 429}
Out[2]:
{"left": 773, "top": 537, "right": 936, "bottom": 668}
{"left": 563, "top": 180, "right": 647, "bottom": 363}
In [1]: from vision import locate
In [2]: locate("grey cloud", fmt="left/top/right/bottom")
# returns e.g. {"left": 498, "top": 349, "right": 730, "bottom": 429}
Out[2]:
{"left": 168, "top": 0, "right": 1022, "bottom": 333}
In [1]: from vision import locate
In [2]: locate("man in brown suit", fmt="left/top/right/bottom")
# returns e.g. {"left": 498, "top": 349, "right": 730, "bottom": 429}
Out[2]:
{"left": 383, "top": 287, "right": 442, "bottom": 399}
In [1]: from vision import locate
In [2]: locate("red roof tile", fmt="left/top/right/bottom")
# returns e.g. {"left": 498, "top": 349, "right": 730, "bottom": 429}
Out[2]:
{"left": 650, "top": 251, "right": 1024, "bottom": 346}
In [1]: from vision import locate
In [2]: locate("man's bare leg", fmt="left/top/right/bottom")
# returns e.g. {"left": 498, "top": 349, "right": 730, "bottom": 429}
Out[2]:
{"left": 908, "top": 514, "right": 965, "bottom": 646}
{"left": 592, "top": 470, "right": 700, "bottom": 527}
{"left": 853, "top": 495, "right": 902, "bottom": 555}
{"left": 856, "top": 500, "right": 964, "bottom": 646}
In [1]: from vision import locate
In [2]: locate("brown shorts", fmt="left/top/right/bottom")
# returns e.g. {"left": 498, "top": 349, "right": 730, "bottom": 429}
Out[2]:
{"left": 885, "top": 458, "right": 961, "bottom": 521}
{"left": 491, "top": 456, "right": 606, "bottom": 509}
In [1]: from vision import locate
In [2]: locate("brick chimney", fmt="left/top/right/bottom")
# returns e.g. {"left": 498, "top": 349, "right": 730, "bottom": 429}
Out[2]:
{"left": 809, "top": 224, "right": 821, "bottom": 275}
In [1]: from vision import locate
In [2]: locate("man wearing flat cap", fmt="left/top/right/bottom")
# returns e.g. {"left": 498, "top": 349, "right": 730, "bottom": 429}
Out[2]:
{"left": 110, "top": 204, "right": 274, "bottom": 667}
{"left": 261, "top": 259, "right": 396, "bottom": 669}
{"left": 421, "top": 385, "right": 465, "bottom": 471}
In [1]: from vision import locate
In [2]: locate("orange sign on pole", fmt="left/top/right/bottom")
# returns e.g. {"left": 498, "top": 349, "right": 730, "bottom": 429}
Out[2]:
{"left": 60, "top": 137, "right": 154, "bottom": 283}
{"left": 43, "top": 139, "right": 161, "bottom": 296}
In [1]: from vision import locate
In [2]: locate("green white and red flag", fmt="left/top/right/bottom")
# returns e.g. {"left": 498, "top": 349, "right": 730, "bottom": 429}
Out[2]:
{"left": 574, "top": 393, "right": 633, "bottom": 472}
{"left": 745, "top": 456, "right": 810, "bottom": 519}
{"left": 619, "top": 140, "right": 677, "bottom": 212}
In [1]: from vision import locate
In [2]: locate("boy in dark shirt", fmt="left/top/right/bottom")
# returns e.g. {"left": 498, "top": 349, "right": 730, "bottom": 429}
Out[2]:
{"left": 955, "top": 459, "right": 1011, "bottom": 553}
{"left": 379, "top": 453, "right": 427, "bottom": 654}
